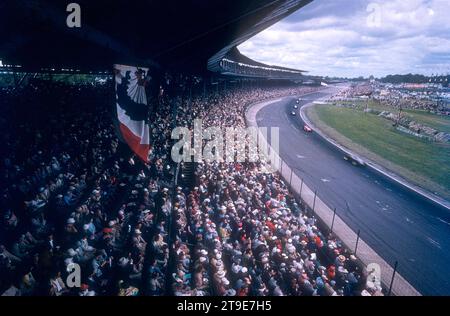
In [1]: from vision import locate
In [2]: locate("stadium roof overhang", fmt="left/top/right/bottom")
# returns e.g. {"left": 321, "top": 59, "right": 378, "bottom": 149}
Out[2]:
{"left": 0, "top": 0, "right": 312, "bottom": 75}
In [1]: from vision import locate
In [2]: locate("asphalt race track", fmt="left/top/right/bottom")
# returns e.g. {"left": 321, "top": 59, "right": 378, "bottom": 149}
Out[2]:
{"left": 255, "top": 88, "right": 450, "bottom": 295}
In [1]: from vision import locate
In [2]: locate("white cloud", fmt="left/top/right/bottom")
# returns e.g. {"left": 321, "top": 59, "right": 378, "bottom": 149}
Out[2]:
{"left": 238, "top": 0, "right": 450, "bottom": 77}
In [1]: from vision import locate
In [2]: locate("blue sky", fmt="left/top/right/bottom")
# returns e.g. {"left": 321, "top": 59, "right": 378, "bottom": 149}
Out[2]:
{"left": 238, "top": 0, "right": 450, "bottom": 78}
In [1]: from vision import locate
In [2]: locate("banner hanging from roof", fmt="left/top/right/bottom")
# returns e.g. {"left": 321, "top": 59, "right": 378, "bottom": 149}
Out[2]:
{"left": 114, "top": 64, "right": 151, "bottom": 163}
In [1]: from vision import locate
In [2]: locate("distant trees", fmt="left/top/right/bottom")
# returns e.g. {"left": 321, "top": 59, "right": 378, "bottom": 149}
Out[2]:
{"left": 380, "top": 73, "right": 428, "bottom": 84}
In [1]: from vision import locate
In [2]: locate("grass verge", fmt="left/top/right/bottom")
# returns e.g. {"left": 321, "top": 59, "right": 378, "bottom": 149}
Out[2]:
{"left": 306, "top": 104, "right": 450, "bottom": 201}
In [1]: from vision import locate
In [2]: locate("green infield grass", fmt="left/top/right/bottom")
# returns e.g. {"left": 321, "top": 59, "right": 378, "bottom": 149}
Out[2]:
{"left": 307, "top": 104, "right": 450, "bottom": 200}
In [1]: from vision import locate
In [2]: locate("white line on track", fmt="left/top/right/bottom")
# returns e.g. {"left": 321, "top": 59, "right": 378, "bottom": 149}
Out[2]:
{"left": 437, "top": 217, "right": 450, "bottom": 226}
{"left": 405, "top": 217, "right": 414, "bottom": 224}
{"left": 427, "top": 237, "right": 442, "bottom": 249}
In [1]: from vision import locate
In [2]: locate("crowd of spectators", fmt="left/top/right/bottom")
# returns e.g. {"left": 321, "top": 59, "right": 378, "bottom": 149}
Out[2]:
{"left": 376, "top": 91, "right": 448, "bottom": 114}
{"left": 332, "top": 82, "right": 449, "bottom": 115}
{"left": 0, "top": 75, "right": 383, "bottom": 296}
{"left": 168, "top": 87, "right": 382, "bottom": 296}
{"left": 0, "top": 79, "right": 173, "bottom": 296}
{"left": 331, "top": 83, "right": 373, "bottom": 100}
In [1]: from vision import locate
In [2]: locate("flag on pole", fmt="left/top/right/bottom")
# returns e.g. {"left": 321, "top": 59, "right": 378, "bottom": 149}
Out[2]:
{"left": 114, "top": 64, "right": 151, "bottom": 163}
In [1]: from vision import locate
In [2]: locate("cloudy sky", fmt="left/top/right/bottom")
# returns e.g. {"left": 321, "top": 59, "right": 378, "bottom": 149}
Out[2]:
{"left": 238, "top": 0, "right": 450, "bottom": 78}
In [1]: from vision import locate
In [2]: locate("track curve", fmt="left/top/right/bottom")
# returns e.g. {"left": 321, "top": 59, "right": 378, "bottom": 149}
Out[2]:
{"left": 255, "top": 88, "right": 450, "bottom": 295}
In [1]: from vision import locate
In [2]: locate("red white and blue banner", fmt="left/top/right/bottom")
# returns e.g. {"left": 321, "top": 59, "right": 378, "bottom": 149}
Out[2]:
{"left": 114, "top": 64, "right": 151, "bottom": 163}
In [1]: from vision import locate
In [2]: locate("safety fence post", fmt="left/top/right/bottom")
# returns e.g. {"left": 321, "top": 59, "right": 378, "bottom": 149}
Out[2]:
{"left": 388, "top": 261, "right": 398, "bottom": 296}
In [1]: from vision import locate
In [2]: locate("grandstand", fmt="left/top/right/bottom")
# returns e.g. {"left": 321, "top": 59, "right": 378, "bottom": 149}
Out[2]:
{"left": 0, "top": 1, "right": 381, "bottom": 297}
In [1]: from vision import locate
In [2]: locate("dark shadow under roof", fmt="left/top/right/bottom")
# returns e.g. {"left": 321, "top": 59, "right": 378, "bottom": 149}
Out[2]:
{"left": 0, "top": 0, "right": 312, "bottom": 73}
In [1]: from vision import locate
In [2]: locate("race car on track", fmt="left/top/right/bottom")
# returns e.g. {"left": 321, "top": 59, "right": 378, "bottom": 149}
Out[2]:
{"left": 303, "top": 124, "right": 312, "bottom": 132}
{"left": 343, "top": 153, "right": 365, "bottom": 166}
